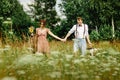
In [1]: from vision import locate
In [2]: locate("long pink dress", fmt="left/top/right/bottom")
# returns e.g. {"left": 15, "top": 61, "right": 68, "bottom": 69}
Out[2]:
{"left": 36, "top": 28, "right": 50, "bottom": 53}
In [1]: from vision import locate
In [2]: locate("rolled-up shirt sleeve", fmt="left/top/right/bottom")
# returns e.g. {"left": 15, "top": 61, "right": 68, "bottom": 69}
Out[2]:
{"left": 68, "top": 25, "right": 76, "bottom": 34}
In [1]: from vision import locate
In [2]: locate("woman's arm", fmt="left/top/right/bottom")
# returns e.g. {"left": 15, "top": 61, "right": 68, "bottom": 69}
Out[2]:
{"left": 48, "top": 29, "right": 63, "bottom": 41}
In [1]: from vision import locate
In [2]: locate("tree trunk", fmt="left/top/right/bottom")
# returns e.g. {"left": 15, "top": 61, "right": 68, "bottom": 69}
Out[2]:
{"left": 95, "top": 25, "right": 98, "bottom": 33}
{"left": 112, "top": 16, "right": 115, "bottom": 38}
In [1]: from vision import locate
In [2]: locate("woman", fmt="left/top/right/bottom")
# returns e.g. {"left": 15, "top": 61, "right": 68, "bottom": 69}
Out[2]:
{"left": 35, "top": 20, "right": 63, "bottom": 56}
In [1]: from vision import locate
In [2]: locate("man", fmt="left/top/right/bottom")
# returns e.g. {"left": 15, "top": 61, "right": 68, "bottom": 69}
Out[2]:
{"left": 64, "top": 17, "right": 92, "bottom": 56}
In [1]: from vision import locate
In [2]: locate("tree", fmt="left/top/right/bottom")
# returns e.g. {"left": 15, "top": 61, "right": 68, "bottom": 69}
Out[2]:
{"left": 59, "top": 0, "right": 92, "bottom": 38}
{"left": 29, "top": 0, "right": 60, "bottom": 29}
{"left": 88, "top": 0, "right": 120, "bottom": 38}
{"left": 0, "top": 0, "right": 31, "bottom": 42}
{"left": 60, "top": 0, "right": 120, "bottom": 40}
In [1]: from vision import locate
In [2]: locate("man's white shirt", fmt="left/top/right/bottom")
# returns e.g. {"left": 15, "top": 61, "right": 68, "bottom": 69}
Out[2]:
{"left": 68, "top": 23, "right": 89, "bottom": 38}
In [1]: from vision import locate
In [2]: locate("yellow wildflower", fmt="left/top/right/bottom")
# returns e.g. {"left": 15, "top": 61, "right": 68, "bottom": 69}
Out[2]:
{"left": 29, "top": 26, "right": 34, "bottom": 33}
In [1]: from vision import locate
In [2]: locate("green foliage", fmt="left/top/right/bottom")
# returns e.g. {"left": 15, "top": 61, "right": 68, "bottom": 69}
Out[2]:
{"left": 87, "top": 0, "right": 120, "bottom": 26}
{"left": 115, "top": 21, "right": 120, "bottom": 39}
{"left": 61, "top": 0, "right": 90, "bottom": 25}
{"left": 58, "top": 0, "right": 92, "bottom": 38}
{"left": 28, "top": 0, "right": 63, "bottom": 41}
{"left": 90, "top": 30, "right": 100, "bottom": 41}
{"left": 52, "top": 20, "right": 70, "bottom": 38}
{"left": 60, "top": 0, "right": 120, "bottom": 40}
{"left": 0, "top": 0, "right": 32, "bottom": 42}
{"left": 0, "top": 0, "right": 13, "bottom": 17}
{"left": 0, "top": 41, "right": 120, "bottom": 80}
{"left": 29, "top": 0, "right": 60, "bottom": 29}
{"left": 99, "top": 24, "right": 112, "bottom": 40}
{"left": 11, "top": 1, "right": 31, "bottom": 38}
{"left": 0, "top": 18, "right": 13, "bottom": 44}
{"left": 115, "top": 30, "right": 120, "bottom": 40}
{"left": 0, "top": 0, "right": 120, "bottom": 42}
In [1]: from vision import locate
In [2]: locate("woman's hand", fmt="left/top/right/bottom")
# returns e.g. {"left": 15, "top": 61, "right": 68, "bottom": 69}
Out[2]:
{"left": 60, "top": 38, "right": 66, "bottom": 42}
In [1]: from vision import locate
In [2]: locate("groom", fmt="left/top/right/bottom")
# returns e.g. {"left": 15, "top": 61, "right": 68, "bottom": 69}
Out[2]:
{"left": 63, "top": 17, "right": 92, "bottom": 56}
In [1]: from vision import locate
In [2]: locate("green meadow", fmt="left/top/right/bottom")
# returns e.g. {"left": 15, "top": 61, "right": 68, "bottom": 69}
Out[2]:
{"left": 0, "top": 40, "right": 120, "bottom": 80}
{"left": 0, "top": 0, "right": 120, "bottom": 80}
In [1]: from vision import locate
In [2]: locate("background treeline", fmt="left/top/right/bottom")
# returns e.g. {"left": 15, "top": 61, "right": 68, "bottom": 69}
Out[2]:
{"left": 0, "top": 0, "right": 32, "bottom": 44}
{"left": 0, "top": 0, "right": 120, "bottom": 44}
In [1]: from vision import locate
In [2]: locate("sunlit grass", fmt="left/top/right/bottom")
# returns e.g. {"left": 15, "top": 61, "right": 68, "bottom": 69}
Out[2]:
{"left": 0, "top": 40, "right": 120, "bottom": 80}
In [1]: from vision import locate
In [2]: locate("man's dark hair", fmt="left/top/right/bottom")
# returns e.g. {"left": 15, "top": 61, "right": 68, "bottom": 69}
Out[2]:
{"left": 77, "top": 17, "right": 83, "bottom": 20}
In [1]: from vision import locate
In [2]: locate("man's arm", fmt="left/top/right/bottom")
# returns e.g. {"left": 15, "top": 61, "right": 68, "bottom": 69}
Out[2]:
{"left": 64, "top": 33, "right": 71, "bottom": 41}
{"left": 64, "top": 25, "right": 76, "bottom": 41}
{"left": 86, "top": 35, "right": 92, "bottom": 47}
{"left": 85, "top": 24, "right": 92, "bottom": 46}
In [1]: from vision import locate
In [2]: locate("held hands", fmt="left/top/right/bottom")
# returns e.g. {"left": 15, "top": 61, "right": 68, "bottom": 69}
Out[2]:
{"left": 60, "top": 38, "right": 67, "bottom": 42}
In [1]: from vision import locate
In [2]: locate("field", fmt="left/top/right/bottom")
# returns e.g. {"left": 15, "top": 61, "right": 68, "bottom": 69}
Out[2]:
{"left": 0, "top": 40, "right": 120, "bottom": 80}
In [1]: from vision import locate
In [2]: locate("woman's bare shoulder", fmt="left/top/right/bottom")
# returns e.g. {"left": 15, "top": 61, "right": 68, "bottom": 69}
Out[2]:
{"left": 36, "top": 28, "right": 40, "bottom": 30}
{"left": 45, "top": 28, "right": 50, "bottom": 31}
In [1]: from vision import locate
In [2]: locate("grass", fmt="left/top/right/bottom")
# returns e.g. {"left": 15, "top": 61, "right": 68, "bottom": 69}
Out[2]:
{"left": 0, "top": 40, "right": 120, "bottom": 80}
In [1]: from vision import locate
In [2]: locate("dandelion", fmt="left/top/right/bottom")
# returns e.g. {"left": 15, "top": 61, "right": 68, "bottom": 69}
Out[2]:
{"left": 29, "top": 26, "right": 34, "bottom": 33}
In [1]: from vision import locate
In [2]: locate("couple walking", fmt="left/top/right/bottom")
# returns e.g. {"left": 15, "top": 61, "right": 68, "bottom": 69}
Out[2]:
{"left": 34, "top": 17, "right": 92, "bottom": 57}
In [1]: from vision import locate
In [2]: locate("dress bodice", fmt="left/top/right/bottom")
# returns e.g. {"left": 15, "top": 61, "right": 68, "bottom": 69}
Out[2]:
{"left": 36, "top": 28, "right": 49, "bottom": 37}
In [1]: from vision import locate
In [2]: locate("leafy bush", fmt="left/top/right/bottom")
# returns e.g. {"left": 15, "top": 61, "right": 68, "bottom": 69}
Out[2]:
{"left": 99, "top": 24, "right": 112, "bottom": 40}
{"left": 90, "top": 30, "right": 100, "bottom": 41}
{"left": 115, "top": 29, "right": 120, "bottom": 40}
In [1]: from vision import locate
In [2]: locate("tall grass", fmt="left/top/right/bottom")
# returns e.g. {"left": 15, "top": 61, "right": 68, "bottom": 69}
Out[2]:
{"left": 0, "top": 40, "right": 120, "bottom": 80}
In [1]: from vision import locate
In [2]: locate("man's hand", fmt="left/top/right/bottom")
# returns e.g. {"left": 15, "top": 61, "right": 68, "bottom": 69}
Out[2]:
{"left": 88, "top": 42, "right": 93, "bottom": 48}
{"left": 61, "top": 38, "right": 66, "bottom": 42}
